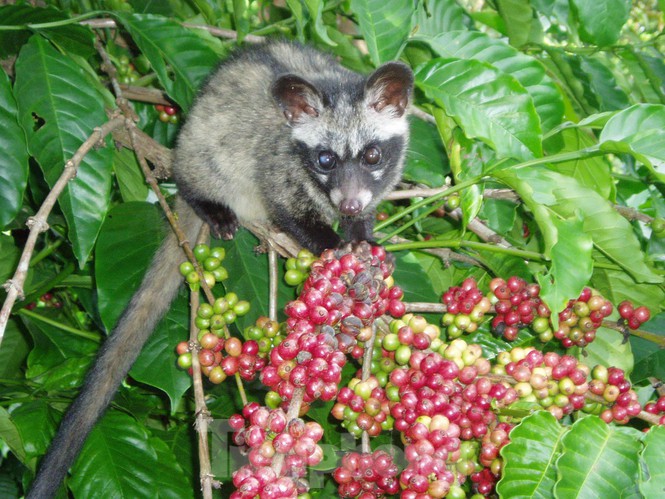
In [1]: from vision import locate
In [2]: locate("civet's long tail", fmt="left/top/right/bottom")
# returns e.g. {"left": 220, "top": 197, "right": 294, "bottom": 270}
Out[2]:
{"left": 28, "top": 199, "right": 202, "bottom": 498}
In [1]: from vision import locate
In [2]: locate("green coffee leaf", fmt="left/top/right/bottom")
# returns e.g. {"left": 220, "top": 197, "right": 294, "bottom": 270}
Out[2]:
{"left": 114, "top": 13, "right": 219, "bottom": 112}
{"left": 70, "top": 412, "right": 160, "bottom": 498}
{"left": 10, "top": 401, "right": 59, "bottom": 460}
{"left": 0, "top": 69, "right": 29, "bottom": 228}
{"left": 497, "top": 411, "right": 566, "bottom": 498}
{"left": 130, "top": 293, "right": 192, "bottom": 410}
{"left": 416, "top": 58, "right": 542, "bottom": 161}
{"left": 14, "top": 35, "right": 113, "bottom": 267}
{"left": 0, "top": 4, "right": 95, "bottom": 59}
{"left": 494, "top": 167, "right": 662, "bottom": 285}
{"left": 641, "top": 425, "right": 665, "bottom": 498}
{"left": 96, "top": 202, "right": 165, "bottom": 331}
{"left": 404, "top": 116, "right": 449, "bottom": 187}
{"left": 599, "top": 104, "right": 665, "bottom": 183}
{"left": 496, "top": 0, "right": 537, "bottom": 48}
{"left": 351, "top": 0, "right": 414, "bottom": 66}
{"left": 416, "top": 30, "right": 563, "bottom": 132}
{"left": 412, "top": 0, "right": 472, "bottom": 37}
{"left": 569, "top": 0, "right": 631, "bottom": 46}
{"left": 555, "top": 416, "right": 642, "bottom": 498}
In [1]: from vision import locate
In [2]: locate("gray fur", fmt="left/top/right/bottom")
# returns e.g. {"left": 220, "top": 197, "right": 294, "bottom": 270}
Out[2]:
{"left": 29, "top": 41, "right": 412, "bottom": 497}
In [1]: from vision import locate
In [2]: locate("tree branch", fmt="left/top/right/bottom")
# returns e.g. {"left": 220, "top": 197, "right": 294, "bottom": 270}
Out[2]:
{"left": 0, "top": 116, "right": 125, "bottom": 347}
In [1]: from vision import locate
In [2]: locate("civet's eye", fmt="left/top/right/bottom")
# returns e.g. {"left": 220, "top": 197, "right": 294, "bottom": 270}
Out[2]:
{"left": 363, "top": 146, "right": 381, "bottom": 165}
{"left": 317, "top": 150, "right": 337, "bottom": 170}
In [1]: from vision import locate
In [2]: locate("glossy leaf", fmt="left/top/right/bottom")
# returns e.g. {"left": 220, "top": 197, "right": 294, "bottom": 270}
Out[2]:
{"left": 0, "top": 407, "right": 27, "bottom": 465}
{"left": 0, "top": 4, "right": 95, "bottom": 59}
{"left": 303, "top": 0, "right": 336, "bottom": 46}
{"left": 416, "top": 30, "right": 563, "bottom": 132}
{"left": 496, "top": 0, "right": 536, "bottom": 48}
{"left": 412, "top": 0, "right": 472, "bottom": 37}
{"left": 591, "top": 263, "right": 665, "bottom": 320}
{"left": 640, "top": 425, "right": 665, "bottom": 498}
{"left": 536, "top": 214, "right": 593, "bottom": 316}
{"left": 0, "top": 69, "right": 29, "bottom": 228}
{"left": 599, "top": 104, "right": 665, "bottom": 183}
{"left": 494, "top": 167, "right": 662, "bottom": 285}
{"left": 580, "top": 56, "right": 631, "bottom": 111}
{"left": 578, "top": 326, "right": 633, "bottom": 374}
{"left": 14, "top": 35, "right": 113, "bottom": 267}
{"left": 114, "top": 13, "right": 219, "bottom": 112}
{"left": 569, "top": 0, "right": 631, "bottom": 46}
{"left": 555, "top": 416, "right": 642, "bottom": 498}
{"left": 351, "top": 0, "right": 414, "bottom": 66}
{"left": 415, "top": 58, "right": 542, "bottom": 161}
{"left": 9, "top": 401, "right": 59, "bottom": 460}
{"left": 150, "top": 436, "right": 195, "bottom": 499}
{"left": 392, "top": 251, "right": 440, "bottom": 303}
{"left": 130, "top": 292, "right": 192, "bottom": 409}
{"left": 497, "top": 411, "right": 565, "bottom": 498}
{"left": 113, "top": 148, "right": 150, "bottom": 202}
{"left": 0, "top": 319, "right": 30, "bottom": 380}
{"left": 0, "top": 234, "right": 20, "bottom": 282}
{"left": 404, "top": 116, "right": 449, "bottom": 187}
{"left": 545, "top": 127, "right": 614, "bottom": 200}
{"left": 70, "top": 412, "right": 161, "bottom": 498}
{"left": 95, "top": 202, "right": 165, "bottom": 332}
{"left": 21, "top": 313, "right": 97, "bottom": 388}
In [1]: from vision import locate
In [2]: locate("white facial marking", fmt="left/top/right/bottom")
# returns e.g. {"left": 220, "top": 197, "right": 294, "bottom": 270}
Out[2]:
{"left": 357, "top": 189, "right": 373, "bottom": 210}
{"left": 330, "top": 188, "right": 343, "bottom": 207}
{"left": 370, "top": 168, "right": 385, "bottom": 181}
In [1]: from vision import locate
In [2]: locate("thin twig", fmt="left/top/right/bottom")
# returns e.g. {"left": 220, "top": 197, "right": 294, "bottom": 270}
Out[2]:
{"left": 81, "top": 17, "right": 263, "bottom": 42}
{"left": 268, "top": 245, "right": 278, "bottom": 322}
{"left": 386, "top": 235, "right": 483, "bottom": 267}
{"left": 0, "top": 116, "right": 125, "bottom": 347}
{"left": 189, "top": 290, "right": 215, "bottom": 499}
{"left": 360, "top": 323, "right": 377, "bottom": 454}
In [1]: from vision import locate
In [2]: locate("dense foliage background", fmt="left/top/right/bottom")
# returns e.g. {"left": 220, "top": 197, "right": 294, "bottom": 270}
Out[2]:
{"left": 0, "top": 0, "right": 664, "bottom": 497}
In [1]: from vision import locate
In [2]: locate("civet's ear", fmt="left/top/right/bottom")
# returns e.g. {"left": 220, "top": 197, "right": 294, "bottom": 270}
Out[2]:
{"left": 272, "top": 74, "right": 324, "bottom": 124}
{"left": 365, "top": 61, "right": 414, "bottom": 117}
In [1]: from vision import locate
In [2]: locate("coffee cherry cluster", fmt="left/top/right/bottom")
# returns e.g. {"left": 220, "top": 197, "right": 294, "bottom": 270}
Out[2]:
{"left": 332, "top": 376, "right": 392, "bottom": 438}
{"left": 176, "top": 334, "right": 264, "bottom": 384}
{"left": 194, "top": 293, "right": 251, "bottom": 334}
{"left": 156, "top": 103, "right": 179, "bottom": 124}
{"left": 387, "top": 342, "right": 507, "bottom": 436}
{"left": 493, "top": 347, "right": 591, "bottom": 419}
{"left": 618, "top": 300, "right": 651, "bottom": 330}
{"left": 441, "top": 278, "right": 491, "bottom": 338}
{"left": 25, "top": 292, "right": 62, "bottom": 310}
{"left": 643, "top": 395, "right": 665, "bottom": 425}
{"left": 115, "top": 54, "right": 139, "bottom": 84}
{"left": 474, "top": 422, "right": 513, "bottom": 495}
{"left": 553, "top": 288, "right": 614, "bottom": 348}
{"left": 488, "top": 276, "right": 549, "bottom": 341}
{"left": 229, "top": 403, "right": 323, "bottom": 498}
{"left": 261, "top": 243, "right": 403, "bottom": 408}
{"left": 398, "top": 415, "right": 460, "bottom": 498}
{"left": 332, "top": 450, "right": 400, "bottom": 498}
{"left": 283, "top": 249, "right": 316, "bottom": 287}
{"left": 380, "top": 314, "right": 443, "bottom": 368}
{"left": 179, "top": 244, "right": 229, "bottom": 291}
{"left": 244, "top": 316, "right": 285, "bottom": 359}
{"left": 588, "top": 365, "right": 642, "bottom": 424}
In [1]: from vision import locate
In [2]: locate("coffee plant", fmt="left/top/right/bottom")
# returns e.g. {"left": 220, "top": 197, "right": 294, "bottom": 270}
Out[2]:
{"left": 1, "top": 1, "right": 664, "bottom": 498}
